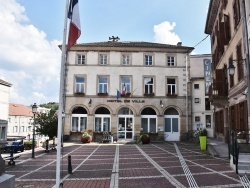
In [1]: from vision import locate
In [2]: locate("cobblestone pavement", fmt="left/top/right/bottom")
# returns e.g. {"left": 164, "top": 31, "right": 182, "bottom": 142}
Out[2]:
{"left": 3, "top": 141, "right": 248, "bottom": 188}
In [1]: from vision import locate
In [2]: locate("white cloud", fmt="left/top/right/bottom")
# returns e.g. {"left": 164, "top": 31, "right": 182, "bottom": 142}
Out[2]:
{"left": 153, "top": 21, "right": 181, "bottom": 45}
{"left": 0, "top": 0, "right": 61, "bottom": 105}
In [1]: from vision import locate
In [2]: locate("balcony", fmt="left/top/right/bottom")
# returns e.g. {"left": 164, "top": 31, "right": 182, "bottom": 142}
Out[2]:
{"left": 209, "top": 81, "right": 228, "bottom": 107}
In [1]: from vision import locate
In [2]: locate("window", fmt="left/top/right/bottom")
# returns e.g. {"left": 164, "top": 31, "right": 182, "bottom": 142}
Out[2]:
{"left": 194, "top": 98, "right": 200, "bottom": 103}
{"left": 77, "top": 54, "right": 85, "bottom": 64}
{"left": 194, "top": 84, "right": 199, "bottom": 89}
{"left": 206, "top": 115, "right": 211, "bottom": 128}
{"left": 167, "top": 56, "right": 175, "bottom": 66}
{"left": 195, "top": 116, "right": 200, "bottom": 122}
{"left": 167, "top": 78, "right": 176, "bottom": 95}
{"left": 237, "top": 42, "right": 244, "bottom": 81}
{"left": 95, "top": 107, "right": 111, "bottom": 132}
{"left": 99, "top": 54, "right": 108, "bottom": 65}
{"left": 121, "top": 77, "right": 131, "bottom": 95}
{"left": 141, "top": 108, "right": 157, "bottom": 133}
{"left": 144, "top": 77, "right": 154, "bottom": 94}
{"left": 75, "top": 76, "right": 85, "bottom": 93}
{"left": 233, "top": 0, "right": 241, "bottom": 29}
{"left": 98, "top": 77, "right": 108, "bottom": 93}
{"left": 205, "top": 98, "right": 211, "bottom": 110}
{"left": 71, "top": 107, "right": 88, "bottom": 132}
{"left": 145, "top": 55, "right": 153, "bottom": 66}
{"left": 122, "top": 55, "right": 130, "bottom": 65}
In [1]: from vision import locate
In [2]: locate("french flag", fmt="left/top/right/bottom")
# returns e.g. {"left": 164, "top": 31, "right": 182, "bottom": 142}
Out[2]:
{"left": 67, "top": 0, "right": 81, "bottom": 50}
{"left": 122, "top": 83, "right": 126, "bottom": 95}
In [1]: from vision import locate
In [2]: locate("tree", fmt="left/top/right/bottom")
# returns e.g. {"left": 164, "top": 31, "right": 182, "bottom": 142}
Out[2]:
{"left": 35, "top": 109, "right": 58, "bottom": 139}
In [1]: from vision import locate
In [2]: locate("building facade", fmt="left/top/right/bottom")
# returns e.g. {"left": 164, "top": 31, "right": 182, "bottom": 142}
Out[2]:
{"left": 190, "top": 54, "right": 214, "bottom": 137}
{"left": 8, "top": 104, "right": 50, "bottom": 142}
{"left": 205, "top": 0, "right": 250, "bottom": 141}
{"left": 0, "top": 79, "right": 12, "bottom": 142}
{"left": 63, "top": 41, "right": 194, "bottom": 142}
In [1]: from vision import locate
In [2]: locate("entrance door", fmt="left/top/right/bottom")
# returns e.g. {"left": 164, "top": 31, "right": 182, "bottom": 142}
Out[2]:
{"left": 118, "top": 116, "right": 133, "bottom": 140}
{"left": 164, "top": 115, "right": 180, "bottom": 141}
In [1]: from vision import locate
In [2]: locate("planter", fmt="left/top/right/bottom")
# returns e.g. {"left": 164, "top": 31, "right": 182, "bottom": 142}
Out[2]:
{"left": 199, "top": 136, "right": 207, "bottom": 150}
{"left": 142, "top": 137, "right": 150, "bottom": 144}
{"left": 81, "top": 136, "right": 92, "bottom": 143}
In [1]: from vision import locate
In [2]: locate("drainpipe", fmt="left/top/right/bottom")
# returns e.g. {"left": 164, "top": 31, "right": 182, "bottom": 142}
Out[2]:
{"left": 241, "top": 0, "right": 250, "bottom": 130}
{"left": 186, "top": 55, "right": 189, "bottom": 132}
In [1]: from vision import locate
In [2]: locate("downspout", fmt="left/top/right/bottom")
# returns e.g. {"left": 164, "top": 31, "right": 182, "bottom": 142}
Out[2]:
{"left": 186, "top": 55, "right": 189, "bottom": 132}
{"left": 241, "top": 0, "right": 250, "bottom": 130}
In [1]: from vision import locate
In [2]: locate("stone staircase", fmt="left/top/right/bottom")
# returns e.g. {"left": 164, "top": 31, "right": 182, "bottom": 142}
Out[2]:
{"left": 238, "top": 154, "right": 250, "bottom": 175}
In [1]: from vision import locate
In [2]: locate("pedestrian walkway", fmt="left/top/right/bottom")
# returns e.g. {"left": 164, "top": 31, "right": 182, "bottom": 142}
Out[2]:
{"left": 207, "top": 138, "right": 229, "bottom": 158}
{"left": 4, "top": 141, "right": 247, "bottom": 188}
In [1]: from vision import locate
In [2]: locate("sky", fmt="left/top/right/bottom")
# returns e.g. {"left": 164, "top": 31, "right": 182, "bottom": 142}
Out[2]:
{"left": 0, "top": 0, "right": 211, "bottom": 106}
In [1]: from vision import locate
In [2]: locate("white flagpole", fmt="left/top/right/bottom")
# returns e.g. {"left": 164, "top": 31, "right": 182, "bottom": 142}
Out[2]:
{"left": 56, "top": 0, "right": 69, "bottom": 187}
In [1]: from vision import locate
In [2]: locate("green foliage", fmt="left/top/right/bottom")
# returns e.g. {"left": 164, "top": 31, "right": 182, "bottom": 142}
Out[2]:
{"left": 39, "top": 102, "right": 59, "bottom": 111}
{"left": 24, "top": 141, "right": 37, "bottom": 145}
{"left": 140, "top": 133, "right": 149, "bottom": 141}
{"left": 199, "top": 129, "right": 207, "bottom": 136}
{"left": 35, "top": 110, "right": 58, "bottom": 139}
{"left": 82, "top": 131, "right": 91, "bottom": 139}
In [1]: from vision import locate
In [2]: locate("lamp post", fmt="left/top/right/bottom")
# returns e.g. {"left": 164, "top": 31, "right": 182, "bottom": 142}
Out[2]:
{"left": 31, "top": 103, "right": 38, "bottom": 158}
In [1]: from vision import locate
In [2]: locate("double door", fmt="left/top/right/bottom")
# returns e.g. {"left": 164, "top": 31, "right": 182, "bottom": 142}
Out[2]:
{"left": 118, "top": 116, "right": 133, "bottom": 140}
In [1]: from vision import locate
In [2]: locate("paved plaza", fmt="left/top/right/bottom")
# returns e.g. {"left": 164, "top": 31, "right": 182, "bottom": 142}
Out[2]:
{"left": 3, "top": 141, "right": 248, "bottom": 188}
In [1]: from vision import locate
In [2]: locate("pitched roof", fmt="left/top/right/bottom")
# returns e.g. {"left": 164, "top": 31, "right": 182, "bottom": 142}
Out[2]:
{"left": 61, "top": 41, "right": 194, "bottom": 53}
{"left": 9, "top": 103, "right": 33, "bottom": 117}
{"left": 0, "top": 79, "right": 12, "bottom": 87}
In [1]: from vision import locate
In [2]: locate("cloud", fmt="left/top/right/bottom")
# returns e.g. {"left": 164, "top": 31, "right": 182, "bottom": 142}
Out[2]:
{"left": 0, "top": 0, "right": 61, "bottom": 105}
{"left": 153, "top": 21, "right": 181, "bottom": 45}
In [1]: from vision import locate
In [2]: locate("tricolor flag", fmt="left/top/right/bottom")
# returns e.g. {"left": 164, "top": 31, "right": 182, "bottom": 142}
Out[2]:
{"left": 116, "top": 90, "right": 121, "bottom": 100}
{"left": 121, "top": 83, "right": 126, "bottom": 95}
{"left": 67, "top": 0, "right": 81, "bottom": 50}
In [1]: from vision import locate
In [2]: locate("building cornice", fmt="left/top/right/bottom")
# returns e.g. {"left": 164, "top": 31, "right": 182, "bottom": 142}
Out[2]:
{"left": 205, "top": 0, "right": 220, "bottom": 34}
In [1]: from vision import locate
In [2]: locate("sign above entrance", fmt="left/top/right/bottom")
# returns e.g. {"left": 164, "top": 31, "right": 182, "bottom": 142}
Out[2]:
{"left": 107, "top": 99, "right": 145, "bottom": 103}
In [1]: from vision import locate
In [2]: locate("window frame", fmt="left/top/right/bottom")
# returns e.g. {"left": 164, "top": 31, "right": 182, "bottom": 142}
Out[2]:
{"left": 167, "top": 55, "right": 176, "bottom": 66}
{"left": 120, "top": 76, "right": 131, "bottom": 94}
{"left": 144, "top": 77, "right": 154, "bottom": 94}
{"left": 77, "top": 54, "right": 86, "bottom": 65}
{"left": 98, "top": 76, "right": 109, "bottom": 94}
{"left": 194, "top": 98, "right": 200, "bottom": 103}
{"left": 122, "top": 54, "right": 131, "bottom": 65}
{"left": 99, "top": 54, "right": 108, "bottom": 65}
{"left": 71, "top": 114, "right": 88, "bottom": 132}
{"left": 194, "top": 84, "right": 199, "bottom": 89}
{"left": 144, "top": 54, "right": 153, "bottom": 66}
{"left": 166, "top": 77, "right": 177, "bottom": 95}
{"left": 75, "top": 76, "right": 85, "bottom": 94}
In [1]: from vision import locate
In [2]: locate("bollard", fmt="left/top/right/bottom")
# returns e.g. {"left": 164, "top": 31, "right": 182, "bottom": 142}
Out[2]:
{"left": 10, "top": 146, "right": 13, "bottom": 158}
{"left": 45, "top": 139, "right": 49, "bottom": 152}
{"left": 68, "top": 155, "right": 72, "bottom": 174}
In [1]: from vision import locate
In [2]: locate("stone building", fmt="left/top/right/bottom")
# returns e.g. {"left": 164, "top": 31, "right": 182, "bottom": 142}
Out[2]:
{"left": 205, "top": 0, "right": 250, "bottom": 141}
{"left": 190, "top": 54, "right": 214, "bottom": 137}
{"left": 0, "top": 79, "right": 12, "bottom": 143}
{"left": 63, "top": 41, "right": 194, "bottom": 142}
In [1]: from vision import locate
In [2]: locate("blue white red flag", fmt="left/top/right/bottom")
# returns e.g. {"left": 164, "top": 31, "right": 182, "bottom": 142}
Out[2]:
{"left": 67, "top": 0, "right": 81, "bottom": 50}
{"left": 116, "top": 90, "right": 121, "bottom": 100}
{"left": 122, "top": 83, "right": 126, "bottom": 95}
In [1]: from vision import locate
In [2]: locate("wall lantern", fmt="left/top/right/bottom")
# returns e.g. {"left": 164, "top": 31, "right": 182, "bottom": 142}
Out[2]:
{"left": 88, "top": 99, "right": 92, "bottom": 107}
{"left": 160, "top": 99, "right": 164, "bottom": 108}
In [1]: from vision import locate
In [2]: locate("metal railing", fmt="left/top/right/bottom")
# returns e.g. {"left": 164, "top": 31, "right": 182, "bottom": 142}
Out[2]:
{"left": 228, "top": 130, "right": 239, "bottom": 174}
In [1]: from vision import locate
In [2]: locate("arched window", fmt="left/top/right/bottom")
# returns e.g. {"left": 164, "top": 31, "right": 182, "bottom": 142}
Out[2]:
{"left": 71, "top": 107, "right": 87, "bottom": 132}
{"left": 141, "top": 107, "right": 157, "bottom": 133}
{"left": 95, "top": 107, "right": 111, "bottom": 132}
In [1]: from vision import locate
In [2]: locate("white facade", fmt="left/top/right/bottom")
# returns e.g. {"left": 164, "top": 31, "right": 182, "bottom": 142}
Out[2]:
{"left": 190, "top": 54, "right": 214, "bottom": 137}
{"left": 0, "top": 79, "right": 12, "bottom": 141}
{"left": 63, "top": 41, "right": 194, "bottom": 142}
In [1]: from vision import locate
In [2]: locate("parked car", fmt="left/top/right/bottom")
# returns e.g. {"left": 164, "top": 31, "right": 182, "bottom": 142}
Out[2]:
{"left": 2, "top": 141, "right": 24, "bottom": 153}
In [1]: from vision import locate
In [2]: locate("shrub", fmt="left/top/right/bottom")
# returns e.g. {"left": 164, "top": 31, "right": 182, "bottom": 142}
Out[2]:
{"left": 199, "top": 129, "right": 207, "bottom": 136}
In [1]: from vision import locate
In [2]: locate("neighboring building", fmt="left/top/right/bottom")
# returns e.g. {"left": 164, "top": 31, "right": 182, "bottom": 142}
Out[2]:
{"left": 190, "top": 54, "right": 214, "bottom": 137}
{"left": 8, "top": 103, "right": 33, "bottom": 139}
{"left": 0, "top": 79, "right": 12, "bottom": 142}
{"left": 8, "top": 103, "right": 50, "bottom": 142}
{"left": 205, "top": 0, "right": 250, "bottom": 141}
{"left": 63, "top": 41, "right": 194, "bottom": 142}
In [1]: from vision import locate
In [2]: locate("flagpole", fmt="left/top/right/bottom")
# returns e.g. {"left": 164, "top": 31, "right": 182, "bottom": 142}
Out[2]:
{"left": 56, "top": 0, "right": 69, "bottom": 187}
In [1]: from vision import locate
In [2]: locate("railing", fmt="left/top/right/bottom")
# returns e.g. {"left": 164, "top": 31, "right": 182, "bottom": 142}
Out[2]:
{"left": 228, "top": 130, "right": 239, "bottom": 174}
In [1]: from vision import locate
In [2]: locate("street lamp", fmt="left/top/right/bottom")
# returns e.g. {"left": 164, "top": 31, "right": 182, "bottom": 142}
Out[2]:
{"left": 228, "top": 61, "right": 235, "bottom": 76}
{"left": 31, "top": 103, "right": 38, "bottom": 158}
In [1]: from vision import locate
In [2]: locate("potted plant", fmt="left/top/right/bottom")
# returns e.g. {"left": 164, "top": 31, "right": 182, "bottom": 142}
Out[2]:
{"left": 81, "top": 131, "right": 92, "bottom": 143}
{"left": 140, "top": 133, "right": 150, "bottom": 144}
{"left": 199, "top": 128, "right": 207, "bottom": 150}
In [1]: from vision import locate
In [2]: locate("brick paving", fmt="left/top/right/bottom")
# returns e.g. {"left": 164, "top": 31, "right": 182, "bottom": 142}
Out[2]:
{"left": 2, "top": 141, "right": 247, "bottom": 187}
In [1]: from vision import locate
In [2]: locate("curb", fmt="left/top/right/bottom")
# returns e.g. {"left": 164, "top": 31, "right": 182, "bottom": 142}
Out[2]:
{"left": 207, "top": 144, "right": 219, "bottom": 157}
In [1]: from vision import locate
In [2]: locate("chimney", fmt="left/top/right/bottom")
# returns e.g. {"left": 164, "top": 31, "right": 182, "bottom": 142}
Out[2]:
{"left": 177, "top": 42, "right": 182, "bottom": 46}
